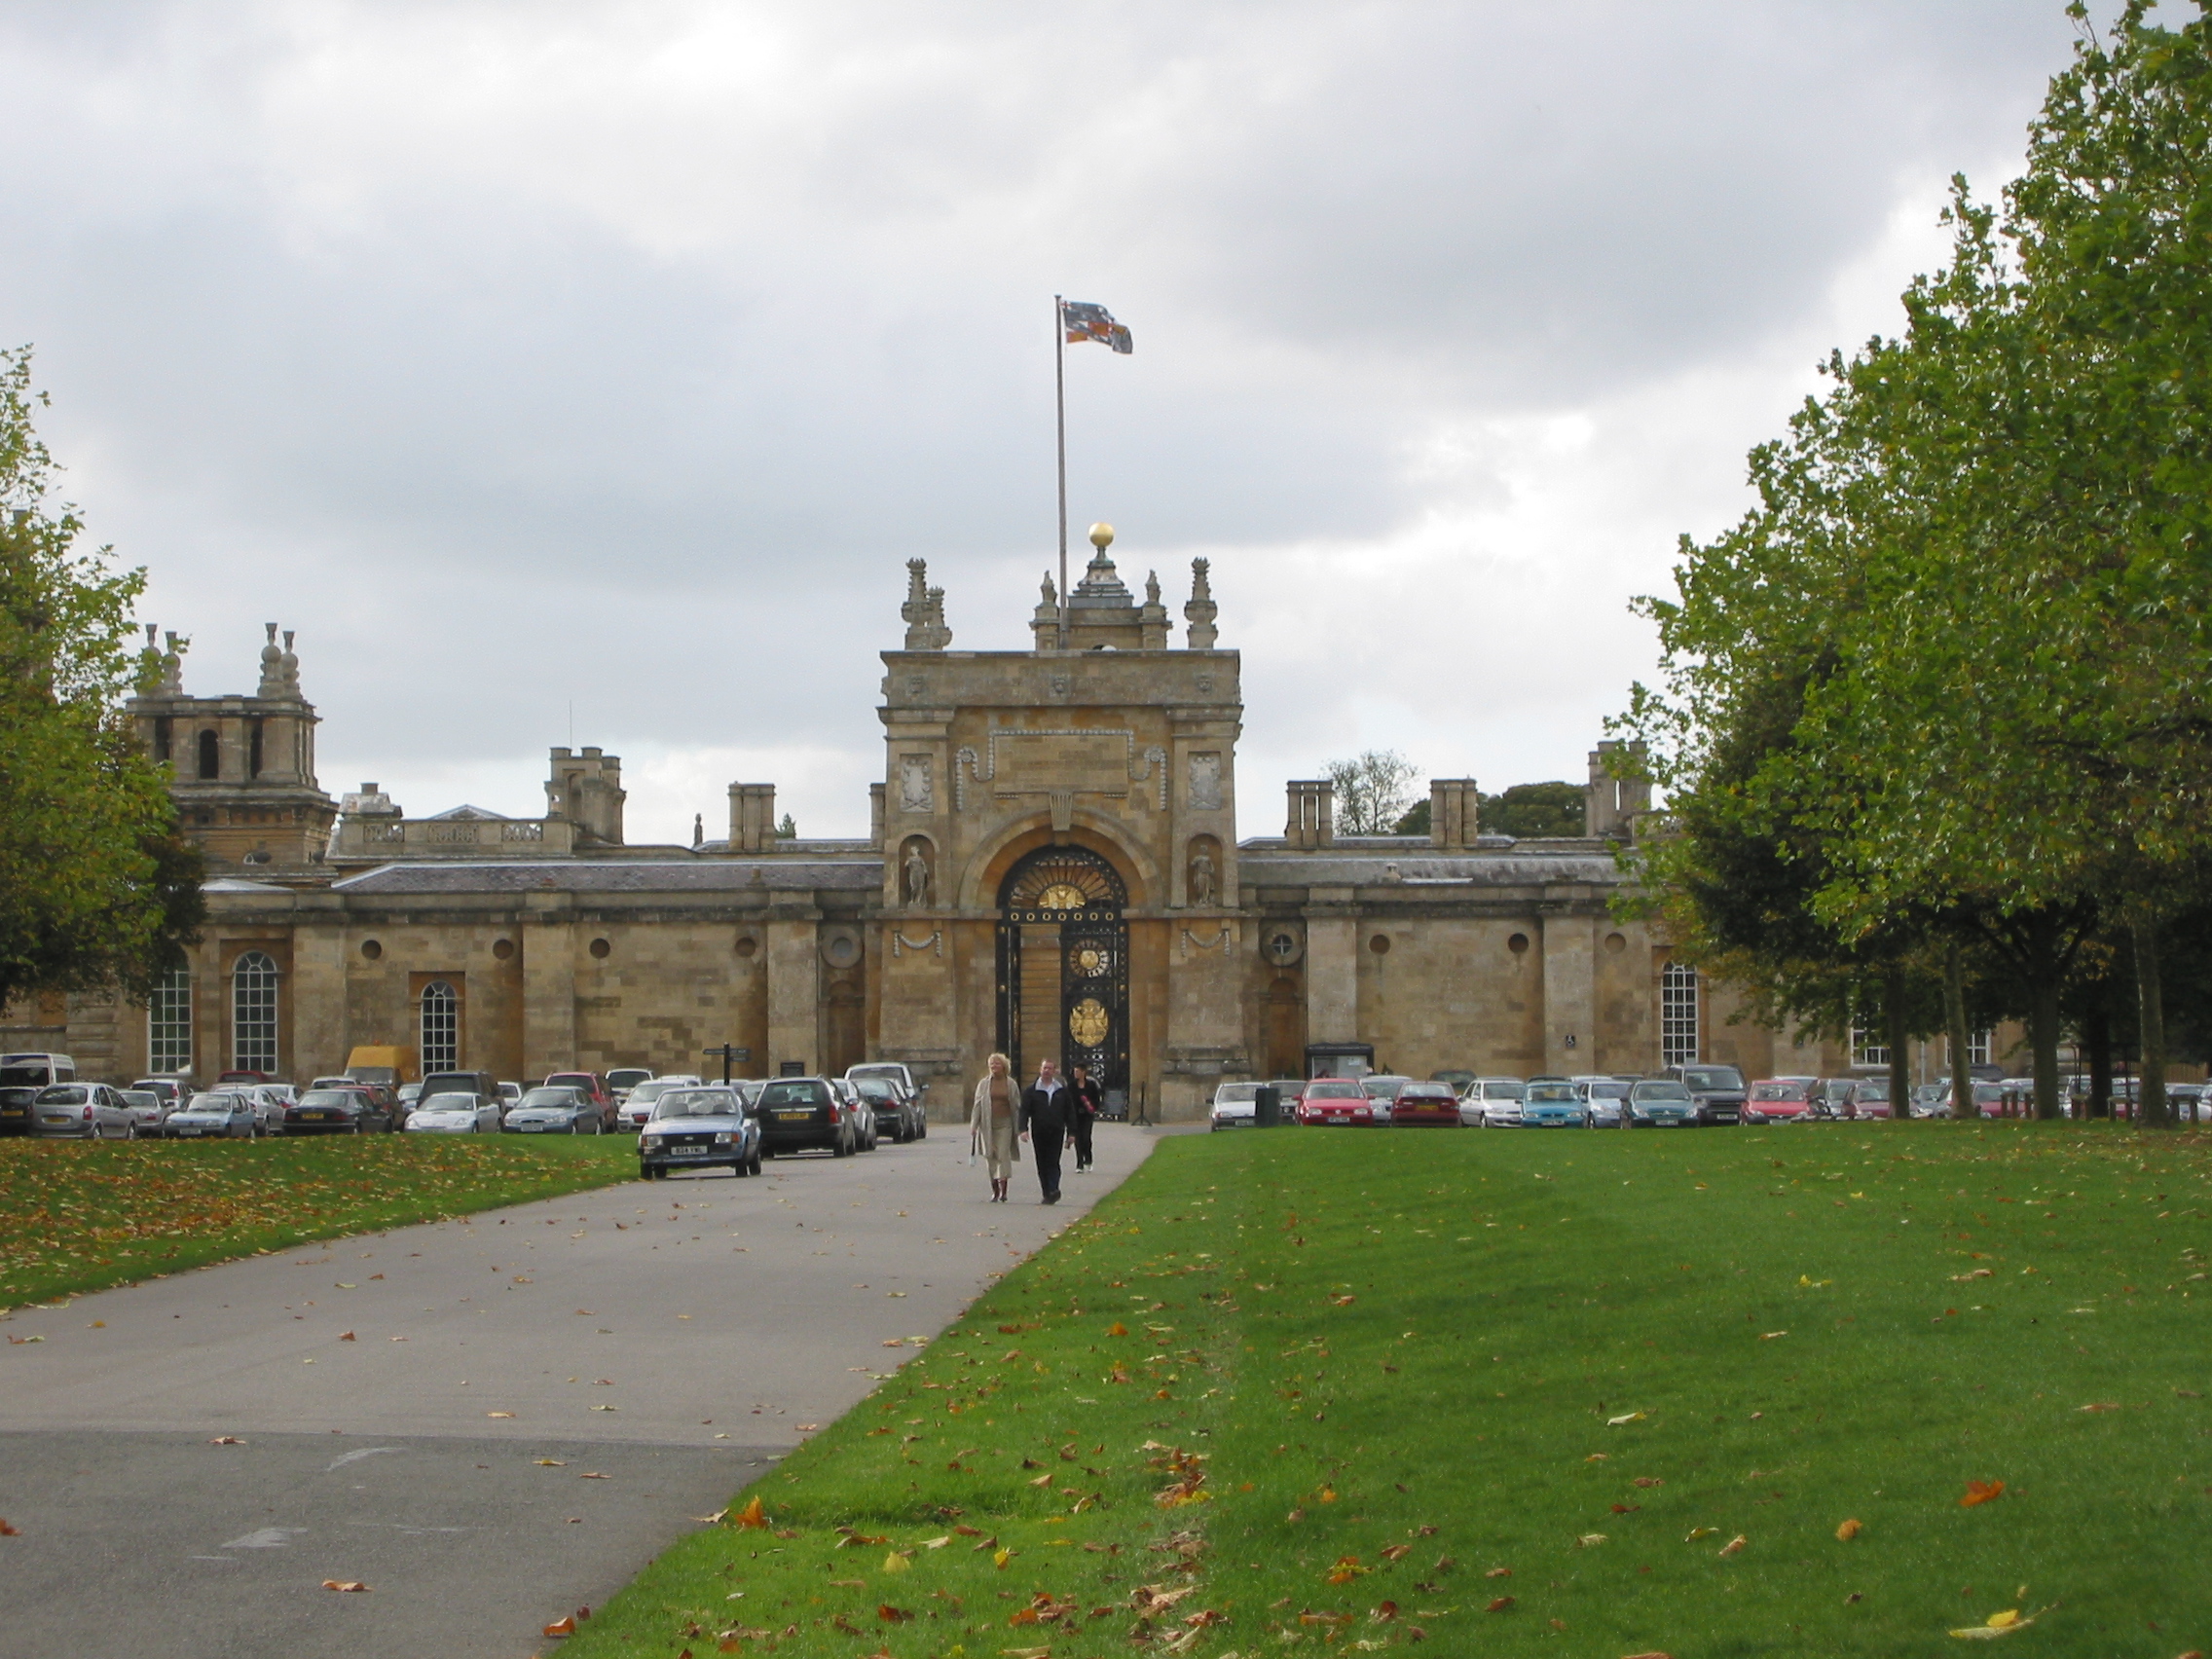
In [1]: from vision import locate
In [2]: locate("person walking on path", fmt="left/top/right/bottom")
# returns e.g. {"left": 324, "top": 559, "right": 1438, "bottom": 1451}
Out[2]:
{"left": 969, "top": 1052, "right": 1020, "bottom": 1203}
{"left": 1069, "top": 1062, "right": 1103, "bottom": 1172}
{"left": 1020, "top": 1058, "right": 1074, "bottom": 1205}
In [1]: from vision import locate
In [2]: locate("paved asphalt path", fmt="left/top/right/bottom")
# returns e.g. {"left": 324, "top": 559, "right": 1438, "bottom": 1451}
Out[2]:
{"left": 0, "top": 1121, "right": 1169, "bottom": 1659}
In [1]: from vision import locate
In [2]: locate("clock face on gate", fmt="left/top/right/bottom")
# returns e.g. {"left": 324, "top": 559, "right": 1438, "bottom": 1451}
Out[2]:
{"left": 1037, "top": 882, "right": 1089, "bottom": 911}
{"left": 1072, "top": 944, "right": 1109, "bottom": 977}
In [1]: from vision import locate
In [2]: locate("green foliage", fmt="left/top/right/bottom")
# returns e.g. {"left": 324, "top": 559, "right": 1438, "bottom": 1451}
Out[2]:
{"left": 775, "top": 812, "right": 797, "bottom": 839}
{"left": 1324, "top": 748, "right": 1419, "bottom": 835}
{"left": 0, "top": 346, "right": 201, "bottom": 1007}
{"left": 1483, "top": 780, "right": 1585, "bottom": 838}
{"left": 572, "top": 1127, "right": 2212, "bottom": 1658}
{"left": 1390, "top": 795, "right": 1431, "bottom": 835}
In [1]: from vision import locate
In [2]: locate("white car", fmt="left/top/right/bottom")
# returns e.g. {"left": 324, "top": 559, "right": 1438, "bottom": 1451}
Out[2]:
{"left": 617, "top": 1076, "right": 701, "bottom": 1132}
{"left": 402, "top": 1091, "right": 501, "bottom": 1134}
{"left": 1209, "top": 1081, "right": 1262, "bottom": 1130}
{"left": 1461, "top": 1078, "right": 1526, "bottom": 1126}
{"left": 164, "top": 1092, "right": 261, "bottom": 1138}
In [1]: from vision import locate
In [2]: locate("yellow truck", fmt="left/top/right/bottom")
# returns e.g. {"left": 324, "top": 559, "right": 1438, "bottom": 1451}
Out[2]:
{"left": 344, "top": 1046, "right": 418, "bottom": 1087}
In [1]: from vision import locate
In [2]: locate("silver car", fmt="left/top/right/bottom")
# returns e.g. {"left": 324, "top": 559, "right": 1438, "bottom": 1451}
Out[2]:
{"left": 1462, "top": 1078, "right": 1526, "bottom": 1127}
{"left": 164, "top": 1092, "right": 261, "bottom": 1138}
{"left": 112, "top": 1088, "right": 169, "bottom": 1138}
{"left": 403, "top": 1091, "right": 502, "bottom": 1134}
{"left": 33, "top": 1083, "right": 130, "bottom": 1139}
{"left": 1575, "top": 1077, "right": 1633, "bottom": 1127}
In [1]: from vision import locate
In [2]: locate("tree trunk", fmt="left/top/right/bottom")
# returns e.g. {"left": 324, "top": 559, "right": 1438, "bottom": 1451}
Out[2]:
{"left": 1946, "top": 938, "right": 1974, "bottom": 1122}
{"left": 2086, "top": 997, "right": 2113, "bottom": 1121}
{"left": 1885, "top": 963, "right": 1910, "bottom": 1127}
{"left": 2027, "top": 911, "right": 2063, "bottom": 1121}
{"left": 2133, "top": 911, "right": 2168, "bottom": 1128}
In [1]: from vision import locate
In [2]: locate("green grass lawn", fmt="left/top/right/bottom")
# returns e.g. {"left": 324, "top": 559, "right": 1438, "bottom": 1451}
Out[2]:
{"left": 0, "top": 1132, "right": 638, "bottom": 1309}
{"left": 563, "top": 1122, "right": 2212, "bottom": 1659}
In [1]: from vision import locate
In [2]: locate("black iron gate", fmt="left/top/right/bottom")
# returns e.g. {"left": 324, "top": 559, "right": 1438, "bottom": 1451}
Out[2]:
{"left": 995, "top": 846, "right": 1129, "bottom": 1093}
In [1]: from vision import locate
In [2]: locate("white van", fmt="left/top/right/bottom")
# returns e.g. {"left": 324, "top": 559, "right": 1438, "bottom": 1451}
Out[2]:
{"left": 1, "top": 1053, "right": 76, "bottom": 1135}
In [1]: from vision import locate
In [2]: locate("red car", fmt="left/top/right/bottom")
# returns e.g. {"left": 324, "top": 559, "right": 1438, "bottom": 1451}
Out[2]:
{"left": 1297, "top": 1078, "right": 1384, "bottom": 1125}
{"left": 1743, "top": 1078, "right": 1815, "bottom": 1123}
{"left": 1389, "top": 1081, "right": 1461, "bottom": 1126}
{"left": 542, "top": 1071, "right": 615, "bottom": 1130}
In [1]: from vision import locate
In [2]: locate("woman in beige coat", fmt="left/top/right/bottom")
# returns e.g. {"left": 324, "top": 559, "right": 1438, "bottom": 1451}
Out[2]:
{"left": 969, "top": 1052, "right": 1021, "bottom": 1202}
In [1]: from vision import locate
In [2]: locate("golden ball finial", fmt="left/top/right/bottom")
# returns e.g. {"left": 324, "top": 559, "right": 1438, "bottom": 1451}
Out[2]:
{"left": 1088, "top": 522, "right": 1115, "bottom": 550}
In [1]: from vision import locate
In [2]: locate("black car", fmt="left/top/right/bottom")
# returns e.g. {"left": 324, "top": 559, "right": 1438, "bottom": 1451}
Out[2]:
{"left": 1664, "top": 1063, "right": 1747, "bottom": 1125}
{"left": 282, "top": 1087, "right": 395, "bottom": 1134}
{"left": 638, "top": 1087, "right": 763, "bottom": 1179}
{"left": 850, "top": 1076, "right": 923, "bottom": 1143}
{"left": 755, "top": 1077, "right": 856, "bottom": 1158}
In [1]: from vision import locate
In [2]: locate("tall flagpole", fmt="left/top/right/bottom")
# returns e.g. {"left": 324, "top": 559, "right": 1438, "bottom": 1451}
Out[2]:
{"left": 1054, "top": 293, "right": 1069, "bottom": 651}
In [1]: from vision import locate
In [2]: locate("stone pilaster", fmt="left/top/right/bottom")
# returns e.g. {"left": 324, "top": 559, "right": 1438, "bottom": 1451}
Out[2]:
{"left": 1541, "top": 908, "right": 1596, "bottom": 1075}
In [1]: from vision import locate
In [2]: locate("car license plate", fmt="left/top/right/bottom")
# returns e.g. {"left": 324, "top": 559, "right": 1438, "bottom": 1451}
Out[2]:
{"left": 776, "top": 1111, "right": 811, "bottom": 1122}
{"left": 514, "top": 1123, "right": 546, "bottom": 1131}
{"left": 301, "top": 1113, "right": 328, "bottom": 1121}
{"left": 669, "top": 1148, "right": 713, "bottom": 1159}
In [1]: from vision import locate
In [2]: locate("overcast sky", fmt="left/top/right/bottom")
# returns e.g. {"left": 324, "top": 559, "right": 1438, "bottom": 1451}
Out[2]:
{"left": 1, "top": 2, "right": 2087, "bottom": 844}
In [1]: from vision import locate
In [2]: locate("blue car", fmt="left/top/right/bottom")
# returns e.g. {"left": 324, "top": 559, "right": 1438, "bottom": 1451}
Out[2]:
{"left": 1522, "top": 1081, "right": 1590, "bottom": 1127}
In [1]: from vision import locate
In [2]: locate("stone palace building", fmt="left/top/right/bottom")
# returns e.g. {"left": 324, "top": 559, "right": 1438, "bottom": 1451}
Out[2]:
{"left": 8, "top": 543, "right": 1889, "bottom": 1118}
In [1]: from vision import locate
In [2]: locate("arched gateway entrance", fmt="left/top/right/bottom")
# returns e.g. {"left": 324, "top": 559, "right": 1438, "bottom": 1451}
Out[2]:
{"left": 996, "top": 845, "right": 1128, "bottom": 1095}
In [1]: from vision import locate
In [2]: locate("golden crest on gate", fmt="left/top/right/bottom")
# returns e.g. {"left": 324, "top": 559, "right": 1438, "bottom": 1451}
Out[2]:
{"left": 1067, "top": 997, "right": 1110, "bottom": 1048}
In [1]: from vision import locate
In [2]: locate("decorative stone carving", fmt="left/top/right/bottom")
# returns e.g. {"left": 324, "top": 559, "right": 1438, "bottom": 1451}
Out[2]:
{"left": 902, "top": 837, "right": 933, "bottom": 905}
{"left": 901, "top": 559, "right": 953, "bottom": 650}
{"left": 1183, "top": 557, "right": 1218, "bottom": 650}
{"left": 1188, "top": 842, "right": 1217, "bottom": 906}
{"left": 1188, "top": 752, "right": 1222, "bottom": 811}
{"left": 899, "top": 753, "right": 934, "bottom": 813}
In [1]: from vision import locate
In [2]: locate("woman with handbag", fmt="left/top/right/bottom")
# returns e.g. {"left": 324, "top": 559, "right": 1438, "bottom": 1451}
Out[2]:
{"left": 968, "top": 1051, "right": 1020, "bottom": 1202}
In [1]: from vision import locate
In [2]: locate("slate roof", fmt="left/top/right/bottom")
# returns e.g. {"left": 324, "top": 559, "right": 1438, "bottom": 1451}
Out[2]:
{"left": 333, "top": 859, "right": 883, "bottom": 896}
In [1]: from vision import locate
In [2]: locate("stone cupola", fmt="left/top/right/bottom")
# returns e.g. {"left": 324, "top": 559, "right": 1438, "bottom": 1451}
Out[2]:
{"left": 1045, "top": 524, "right": 1172, "bottom": 653}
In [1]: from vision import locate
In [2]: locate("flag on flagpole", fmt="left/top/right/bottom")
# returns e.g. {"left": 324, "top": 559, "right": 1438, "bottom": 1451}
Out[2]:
{"left": 1060, "top": 300, "right": 1133, "bottom": 354}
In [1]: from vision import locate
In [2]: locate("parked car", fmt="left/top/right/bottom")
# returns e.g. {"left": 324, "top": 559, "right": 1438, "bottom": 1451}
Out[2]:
{"left": 1522, "top": 1080, "right": 1591, "bottom": 1127}
{"left": 282, "top": 1087, "right": 393, "bottom": 1134}
{"left": 113, "top": 1088, "right": 169, "bottom": 1138}
{"left": 639, "top": 1086, "right": 762, "bottom": 1179}
{"left": 420, "top": 1069, "right": 506, "bottom": 1115}
{"left": 755, "top": 1077, "right": 856, "bottom": 1157}
{"left": 164, "top": 1091, "right": 262, "bottom": 1138}
{"left": 1362, "top": 1075, "right": 1412, "bottom": 1119}
{"left": 1910, "top": 1082, "right": 1949, "bottom": 1118}
{"left": 496, "top": 1082, "right": 524, "bottom": 1115}
{"left": 32, "top": 1083, "right": 130, "bottom": 1139}
{"left": 1463, "top": 1078, "right": 1526, "bottom": 1127}
{"left": 396, "top": 1082, "right": 424, "bottom": 1110}
{"left": 129, "top": 1076, "right": 192, "bottom": 1113}
{"left": 1210, "top": 1081, "right": 1262, "bottom": 1130}
{"left": 501, "top": 1086, "right": 605, "bottom": 1134}
{"left": 402, "top": 1091, "right": 501, "bottom": 1134}
{"left": 1806, "top": 1078, "right": 1859, "bottom": 1120}
{"left": 1844, "top": 1076, "right": 1894, "bottom": 1119}
{"left": 846, "top": 1062, "right": 930, "bottom": 1122}
{"left": 615, "top": 1077, "right": 696, "bottom": 1131}
{"left": 1430, "top": 1069, "right": 1477, "bottom": 1094}
{"left": 1628, "top": 1079, "right": 1698, "bottom": 1126}
{"left": 832, "top": 1078, "right": 878, "bottom": 1151}
{"left": 3, "top": 1052, "right": 78, "bottom": 1136}
{"left": 2170, "top": 1083, "right": 2208, "bottom": 1124}
{"left": 1663, "top": 1064, "right": 1747, "bottom": 1125}
{"left": 1743, "top": 1078, "right": 1817, "bottom": 1124}
{"left": 1296, "top": 1077, "right": 1384, "bottom": 1125}
{"left": 606, "top": 1067, "right": 654, "bottom": 1102}
{"left": 852, "top": 1074, "right": 925, "bottom": 1141}
{"left": 1390, "top": 1081, "right": 1462, "bottom": 1126}
{"left": 1575, "top": 1076, "right": 1633, "bottom": 1127}
{"left": 242, "top": 1084, "right": 295, "bottom": 1134}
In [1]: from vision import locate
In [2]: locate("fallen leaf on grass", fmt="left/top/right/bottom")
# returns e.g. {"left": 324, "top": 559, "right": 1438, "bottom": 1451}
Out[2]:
{"left": 1684, "top": 1527, "right": 1718, "bottom": 1542}
{"left": 1633, "top": 1477, "right": 1663, "bottom": 1489}
{"left": 2078, "top": 1402, "right": 2122, "bottom": 1414}
{"left": 1949, "top": 1609, "right": 2036, "bottom": 1640}
{"left": 1328, "top": 1556, "right": 1371, "bottom": 1583}
{"left": 1610, "top": 1504, "right": 1641, "bottom": 1515}
{"left": 322, "top": 1580, "right": 370, "bottom": 1593}
{"left": 1836, "top": 1519, "right": 1862, "bottom": 1541}
{"left": 1758, "top": 1331, "right": 1788, "bottom": 1342}
{"left": 732, "top": 1497, "right": 768, "bottom": 1530}
{"left": 1330, "top": 1294, "right": 1357, "bottom": 1306}
{"left": 1577, "top": 1533, "right": 1607, "bottom": 1549}
{"left": 1961, "top": 1481, "right": 2005, "bottom": 1508}
{"left": 882, "top": 1550, "right": 912, "bottom": 1573}
{"left": 1371, "top": 1600, "right": 1398, "bottom": 1621}
{"left": 1109, "top": 1321, "right": 1128, "bottom": 1336}
{"left": 1485, "top": 1567, "right": 1512, "bottom": 1578}
{"left": 1606, "top": 1412, "right": 1646, "bottom": 1426}
{"left": 1718, "top": 1534, "right": 1747, "bottom": 1557}
{"left": 920, "top": 1534, "right": 949, "bottom": 1549}
{"left": 1486, "top": 1596, "right": 1515, "bottom": 1612}
{"left": 876, "top": 1604, "right": 914, "bottom": 1623}
{"left": 1380, "top": 1544, "right": 1413, "bottom": 1562}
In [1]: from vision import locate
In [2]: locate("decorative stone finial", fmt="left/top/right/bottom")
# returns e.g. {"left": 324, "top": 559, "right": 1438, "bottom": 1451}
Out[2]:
{"left": 1184, "top": 557, "right": 1218, "bottom": 649}
{"left": 1088, "top": 522, "right": 1115, "bottom": 550}
{"left": 258, "top": 622, "right": 284, "bottom": 695}
{"left": 901, "top": 558, "right": 952, "bottom": 650}
{"left": 160, "top": 631, "right": 187, "bottom": 693}
{"left": 280, "top": 629, "right": 300, "bottom": 692}
{"left": 1138, "top": 569, "right": 1170, "bottom": 649}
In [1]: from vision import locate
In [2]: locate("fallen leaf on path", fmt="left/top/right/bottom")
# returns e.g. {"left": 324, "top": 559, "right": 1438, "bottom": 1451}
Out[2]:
{"left": 578, "top": 1472, "right": 608, "bottom": 1480}
{"left": 338, "top": 1332, "right": 355, "bottom": 1342}
{"left": 1836, "top": 1519, "right": 1862, "bottom": 1541}
{"left": 321, "top": 1580, "right": 369, "bottom": 1593}
{"left": 0, "top": 1521, "right": 18, "bottom": 1536}
{"left": 1961, "top": 1480, "right": 2005, "bottom": 1508}
{"left": 208, "top": 1437, "right": 245, "bottom": 1446}
{"left": 486, "top": 1412, "right": 515, "bottom": 1419}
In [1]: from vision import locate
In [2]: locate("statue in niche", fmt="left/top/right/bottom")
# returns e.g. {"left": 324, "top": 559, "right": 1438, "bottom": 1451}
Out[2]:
{"left": 903, "top": 840, "right": 933, "bottom": 906}
{"left": 1188, "top": 843, "right": 1217, "bottom": 907}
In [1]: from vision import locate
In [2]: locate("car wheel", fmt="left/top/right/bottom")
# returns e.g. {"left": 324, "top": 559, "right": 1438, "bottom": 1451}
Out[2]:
{"left": 832, "top": 1133, "right": 850, "bottom": 1158}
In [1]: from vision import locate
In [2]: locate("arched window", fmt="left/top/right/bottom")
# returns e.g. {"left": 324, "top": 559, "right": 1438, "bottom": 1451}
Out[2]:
{"left": 149, "top": 968, "right": 192, "bottom": 1074}
{"left": 197, "top": 730, "right": 220, "bottom": 780}
{"left": 1659, "top": 961, "right": 1700, "bottom": 1067}
{"left": 232, "top": 951, "right": 278, "bottom": 1074}
{"left": 420, "top": 980, "right": 459, "bottom": 1073}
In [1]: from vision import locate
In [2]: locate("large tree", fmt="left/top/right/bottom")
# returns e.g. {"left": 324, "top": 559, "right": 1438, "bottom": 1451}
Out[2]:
{"left": 0, "top": 346, "right": 201, "bottom": 1008}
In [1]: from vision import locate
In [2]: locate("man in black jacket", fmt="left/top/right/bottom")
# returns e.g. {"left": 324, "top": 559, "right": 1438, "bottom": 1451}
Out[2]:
{"left": 1069, "top": 1062, "right": 1103, "bottom": 1171}
{"left": 1019, "top": 1059, "right": 1074, "bottom": 1204}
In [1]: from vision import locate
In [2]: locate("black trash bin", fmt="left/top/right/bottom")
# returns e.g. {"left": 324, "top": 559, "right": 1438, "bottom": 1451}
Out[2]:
{"left": 1254, "top": 1084, "right": 1281, "bottom": 1127}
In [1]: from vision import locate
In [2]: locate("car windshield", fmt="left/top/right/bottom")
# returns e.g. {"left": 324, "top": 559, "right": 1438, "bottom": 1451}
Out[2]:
{"left": 1478, "top": 1081, "right": 1526, "bottom": 1100}
{"left": 1585, "top": 1082, "right": 1632, "bottom": 1099}
{"left": 1637, "top": 1084, "right": 1692, "bottom": 1101}
{"left": 520, "top": 1088, "right": 582, "bottom": 1108}
{"left": 1215, "top": 1084, "right": 1261, "bottom": 1103}
{"left": 35, "top": 1086, "right": 88, "bottom": 1104}
{"left": 625, "top": 1082, "right": 672, "bottom": 1105}
{"left": 655, "top": 1091, "right": 736, "bottom": 1119}
{"left": 759, "top": 1082, "right": 828, "bottom": 1108}
{"left": 1680, "top": 1068, "right": 1745, "bottom": 1090}
{"left": 298, "top": 1091, "right": 356, "bottom": 1106}
{"left": 854, "top": 1080, "right": 896, "bottom": 1100}
{"left": 1751, "top": 1082, "right": 1808, "bottom": 1101}
{"left": 121, "top": 1091, "right": 160, "bottom": 1107}
{"left": 1397, "top": 1086, "right": 1454, "bottom": 1101}
{"left": 420, "top": 1094, "right": 477, "bottom": 1112}
{"left": 849, "top": 1066, "right": 904, "bottom": 1084}
{"left": 1306, "top": 1082, "right": 1363, "bottom": 1099}
{"left": 1527, "top": 1085, "right": 1579, "bottom": 1103}
{"left": 1855, "top": 1079, "right": 1890, "bottom": 1099}
{"left": 608, "top": 1070, "right": 653, "bottom": 1089}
